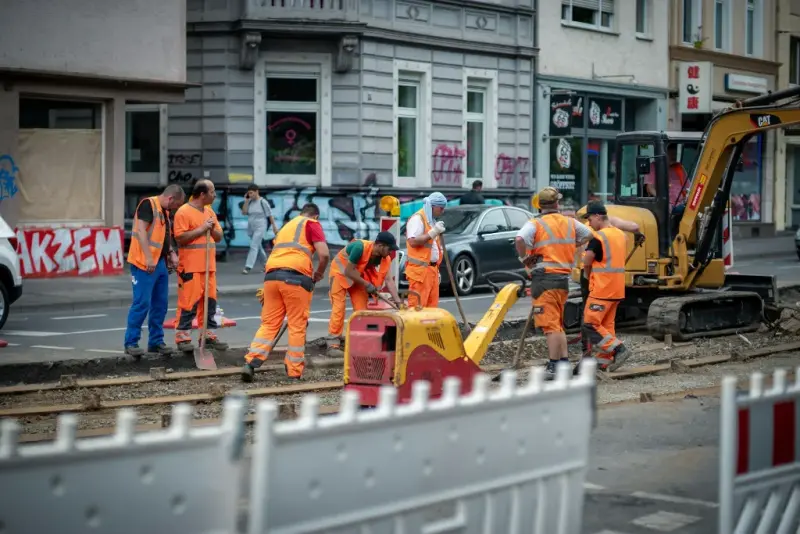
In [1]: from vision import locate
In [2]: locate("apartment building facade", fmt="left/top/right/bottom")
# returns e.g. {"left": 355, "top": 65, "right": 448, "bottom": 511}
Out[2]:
{"left": 777, "top": 0, "right": 800, "bottom": 230}
{"left": 671, "top": 0, "right": 778, "bottom": 237}
{"left": 536, "top": 0, "right": 670, "bottom": 213}
{"left": 124, "top": 0, "right": 536, "bottom": 247}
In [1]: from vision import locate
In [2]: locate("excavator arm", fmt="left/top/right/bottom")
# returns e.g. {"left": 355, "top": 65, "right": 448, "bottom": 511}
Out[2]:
{"left": 679, "top": 86, "right": 800, "bottom": 288}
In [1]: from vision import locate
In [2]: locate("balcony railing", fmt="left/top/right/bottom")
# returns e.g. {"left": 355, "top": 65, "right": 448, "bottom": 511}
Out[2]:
{"left": 242, "top": 0, "right": 358, "bottom": 21}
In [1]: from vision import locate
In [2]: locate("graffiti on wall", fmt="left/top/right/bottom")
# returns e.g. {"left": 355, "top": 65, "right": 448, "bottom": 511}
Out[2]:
{"left": 168, "top": 152, "right": 201, "bottom": 184}
{"left": 495, "top": 154, "right": 530, "bottom": 189}
{"left": 0, "top": 155, "right": 19, "bottom": 201}
{"left": 17, "top": 227, "right": 125, "bottom": 278}
{"left": 431, "top": 144, "right": 466, "bottom": 186}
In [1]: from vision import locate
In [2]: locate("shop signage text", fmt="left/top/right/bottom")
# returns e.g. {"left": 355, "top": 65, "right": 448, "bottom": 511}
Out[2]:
{"left": 725, "top": 74, "right": 769, "bottom": 95}
{"left": 16, "top": 226, "right": 125, "bottom": 278}
{"left": 587, "top": 98, "right": 622, "bottom": 131}
{"left": 679, "top": 61, "right": 713, "bottom": 114}
{"left": 550, "top": 94, "right": 573, "bottom": 137}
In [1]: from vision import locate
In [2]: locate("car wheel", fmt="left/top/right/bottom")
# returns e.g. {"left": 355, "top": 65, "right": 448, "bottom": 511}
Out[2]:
{"left": 453, "top": 255, "right": 476, "bottom": 296}
{"left": 0, "top": 281, "right": 10, "bottom": 331}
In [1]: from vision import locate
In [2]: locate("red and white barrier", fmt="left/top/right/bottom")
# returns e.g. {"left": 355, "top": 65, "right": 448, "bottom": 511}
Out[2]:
{"left": 719, "top": 369, "right": 800, "bottom": 534}
{"left": 723, "top": 206, "right": 734, "bottom": 270}
{"left": 15, "top": 226, "right": 125, "bottom": 279}
{"left": 380, "top": 216, "right": 400, "bottom": 286}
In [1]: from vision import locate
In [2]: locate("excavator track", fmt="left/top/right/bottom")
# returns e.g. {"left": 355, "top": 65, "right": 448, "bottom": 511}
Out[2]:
{"left": 647, "top": 290, "right": 765, "bottom": 342}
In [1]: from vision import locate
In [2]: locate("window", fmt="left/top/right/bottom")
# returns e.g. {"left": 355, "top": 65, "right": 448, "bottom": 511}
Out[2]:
{"left": 126, "top": 105, "right": 163, "bottom": 179}
{"left": 635, "top": 0, "right": 648, "bottom": 35}
{"left": 619, "top": 142, "right": 655, "bottom": 198}
{"left": 714, "top": 0, "right": 731, "bottom": 51}
{"left": 393, "top": 60, "right": 431, "bottom": 187}
{"left": 792, "top": 38, "right": 800, "bottom": 85}
{"left": 478, "top": 209, "right": 508, "bottom": 234}
{"left": 266, "top": 77, "right": 318, "bottom": 176}
{"left": 20, "top": 98, "right": 101, "bottom": 129}
{"left": 463, "top": 69, "right": 498, "bottom": 189}
{"left": 504, "top": 208, "right": 531, "bottom": 231}
{"left": 682, "top": 0, "right": 702, "bottom": 44}
{"left": 466, "top": 88, "right": 485, "bottom": 181}
{"left": 587, "top": 139, "right": 617, "bottom": 203}
{"left": 549, "top": 137, "right": 583, "bottom": 211}
{"left": 745, "top": 0, "right": 762, "bottom": 57}
{"left": 731, "top": 134, "right": 764, "bottom": 221}
{"left": 561, "top": 0, "right": 614, "bottom": 30}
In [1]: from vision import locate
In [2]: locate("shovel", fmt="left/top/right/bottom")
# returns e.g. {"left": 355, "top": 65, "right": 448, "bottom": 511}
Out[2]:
{"left": 194, "top": 230, "right": 218, "bottom": 370}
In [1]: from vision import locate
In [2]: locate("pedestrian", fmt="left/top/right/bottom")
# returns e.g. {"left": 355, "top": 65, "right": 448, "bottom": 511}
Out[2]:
{"left": 172, "top": 180, "right": 229, "bottom": 353}
{"left": 325, "top": 231, "right": 403, "bottom": 357}
{"left": 405, "top": 192, "right": 447, "bottom": 308}
{"left": 460, "top": 180, "right": 485, "bottom": 205}
{"left": 241, "top": 184, "right": 277, "bottom": 274}
{"left": 241, "top": 203, "right": 330, "bottom": 382}
{"left": 124, "top": 184, "right": 186, "bottom": 358}
{"left": 578, "top": 201, "right": 630, "bottom": 373}
{"left": 514, "top": 187, "right": 593, "bottom": 380}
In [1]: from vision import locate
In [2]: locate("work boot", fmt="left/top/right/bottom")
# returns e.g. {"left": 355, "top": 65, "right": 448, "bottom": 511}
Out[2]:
{"left": 124, "top": 345, "right": 145, "bottom": 359}
{"left": 176, "top": 339, "right": 194, "bottom": 353}
{"left": 607, "top": 345, "right": 630, "bottom": 373}
{"left": 284, "top": 363, "right": 302, "bottom": 381}
{"left": 241, "top": 363, "right": 255, "bottom": 383}
{"left": 147, "top": 343, "right": 173, "bottom": 356}
{"left": 201, "top": 334, "right": 229, "bottom": 351}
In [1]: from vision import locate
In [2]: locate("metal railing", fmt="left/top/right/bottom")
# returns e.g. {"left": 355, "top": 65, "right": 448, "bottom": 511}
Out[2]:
{"left": 242, "top": 0, "right": 356, "bottom": 20}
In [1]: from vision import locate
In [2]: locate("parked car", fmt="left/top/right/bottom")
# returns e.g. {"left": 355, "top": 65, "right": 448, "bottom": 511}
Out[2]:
{"left": 0, "top": 215, "right": 22, "bottom": 329}
{"left": 397, "top": 205, "right": 534, "bottom": 296}
{"left": 795, "top": 227, "right": 800, "bottom": 260}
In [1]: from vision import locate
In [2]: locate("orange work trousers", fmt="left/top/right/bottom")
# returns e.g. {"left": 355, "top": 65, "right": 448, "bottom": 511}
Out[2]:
{"left": 532, "top": 288, "right": 568, "bottom": 334}
{"left": 327, "top": 277, "right": 369, "bottom": 343}
{"left": 175, "top": 271, "right": 217, "bottom": 342}
{"left": 582, "top": 296, "right": 622, "bottom": 363}
{"left": 245, "top": 280, "right": 312, "bottom": 378}
{"left": 407, "top": 266, "right": 439, "bottom": 308}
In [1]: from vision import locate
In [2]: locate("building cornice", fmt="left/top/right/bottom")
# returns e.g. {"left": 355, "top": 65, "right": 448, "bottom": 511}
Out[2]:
{"left": 669, "top": 46, "right": 780, "bottom": 77}
{"left": 0, "top": 67, "right": 196, "bottom": 96}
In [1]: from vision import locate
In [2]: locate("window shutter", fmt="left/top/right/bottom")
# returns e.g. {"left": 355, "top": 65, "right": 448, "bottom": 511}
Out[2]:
{"left": 565, "top": 0, "right": 603, "bottom": 10}
{"left": 601, "top": 0, "right": 614, "bottom": 13}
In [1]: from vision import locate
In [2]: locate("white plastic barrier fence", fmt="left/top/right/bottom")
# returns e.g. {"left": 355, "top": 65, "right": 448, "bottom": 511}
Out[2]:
{"left": 247, "top": 361, "right": 597, "bottom": 534}
{"left": 0, "top": 395, "right": 247, "bottom": 534}
{"left": 719, "top": 368, "right": 800, "bottom": 534}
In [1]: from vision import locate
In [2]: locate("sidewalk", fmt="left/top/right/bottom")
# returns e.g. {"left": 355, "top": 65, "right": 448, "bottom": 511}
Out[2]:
{"left": 732, "top": 232, "right": 795, "bottom": 260}
{"left": 16, "top": 251, "right": 334, "bottom": 313}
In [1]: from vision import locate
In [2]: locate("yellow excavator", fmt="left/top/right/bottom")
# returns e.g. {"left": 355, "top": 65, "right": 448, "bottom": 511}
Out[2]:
{"left": 565, "top": 87, "right": 800, "bottom": 341}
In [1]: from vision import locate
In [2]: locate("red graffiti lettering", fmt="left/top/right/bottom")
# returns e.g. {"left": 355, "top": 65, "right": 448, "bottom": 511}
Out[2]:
{"left": 16, "top": 227, "right": 125, "bottom": 278}
{"left": 494, "top": 154, "right": 530, "bottom": 188}
{"left": 431, "top": 144, "right": 466, "bottom": 186}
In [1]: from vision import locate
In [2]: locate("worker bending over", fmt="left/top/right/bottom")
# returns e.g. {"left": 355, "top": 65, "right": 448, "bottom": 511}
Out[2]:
{"left": 579, "top": 201, "right": 630, "bottom": 372}
{"left": 515, "top": 187, "right": 593, "bottom": 380}
{"left": 242, "top": 203, "right": 329, "bottom": 382}
{"left": 326, "top": 231, "right": 403, "bottom": 357}
{"left": 173, "top": 180, "right": 228, "bottom": 353}
{"left": 405, "top": 192, "right": 447, "bottom": 308}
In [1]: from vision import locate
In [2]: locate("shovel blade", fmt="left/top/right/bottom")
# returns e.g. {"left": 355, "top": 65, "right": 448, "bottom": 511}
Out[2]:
{"left": 194, "top": 347, "right": 217, "bottom": 370}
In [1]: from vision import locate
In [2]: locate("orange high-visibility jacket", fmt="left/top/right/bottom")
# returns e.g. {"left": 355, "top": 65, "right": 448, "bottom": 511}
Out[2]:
{"left": 330, "top": 239, "right": 392, "bottom": 289}
{"left": 128, "top": 196, "right": 167, "bottom": 271}
{"left": 174, "top": 204, "right": 220, "bottom": 273}
{"left": 405, "top": 209, "right": 442, "bottom": 283}
{"left": 266, "top": 215, "right": 314, "bottom": 277}
{"left": 588, "top": 226, "right": 627, "bottom": 300}
{"left": 526, "top": 213, "right": 577, "bottom": 275}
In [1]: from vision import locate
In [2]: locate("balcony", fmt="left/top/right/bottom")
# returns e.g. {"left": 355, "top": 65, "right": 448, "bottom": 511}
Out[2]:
{"left": 242, "top": 0, "right": 359, "bottom": 22}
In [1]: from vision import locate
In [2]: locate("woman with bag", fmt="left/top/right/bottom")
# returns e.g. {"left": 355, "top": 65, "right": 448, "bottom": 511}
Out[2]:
{"left": 241, "top": 184, "right": 277, "bottom": 274}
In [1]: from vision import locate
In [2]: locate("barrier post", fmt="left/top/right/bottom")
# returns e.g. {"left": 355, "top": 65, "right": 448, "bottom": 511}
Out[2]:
{"left": 380, "top": 216, "right": 400, "bottom": 286}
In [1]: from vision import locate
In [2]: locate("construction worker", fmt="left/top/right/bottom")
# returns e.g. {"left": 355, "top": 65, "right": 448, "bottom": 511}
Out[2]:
{"left": 326, "top": 232, "right": 403, "bottom": 357}
{"left": 515, "top": 187, "right": 593, "bottom": 380}
{"left": 124, "top": 184, "right": 186, "bottom": 358}
{"left": 173, "top": 180, "right": 228, "bottom": 352}
{"left": 405, "top": 192, "right": 447, "bottom": 308}
{"left": 578, "top": 201, "right": 630, "bottom": 372}
{"left": 241, "top": 203, "right": 330, "bottom": 382}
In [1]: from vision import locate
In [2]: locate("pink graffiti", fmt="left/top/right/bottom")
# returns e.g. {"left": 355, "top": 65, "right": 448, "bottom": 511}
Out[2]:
{"left": 285, "top": 129, "right": 296, "bottom": 145}
{"left": 431, "top": 144, "right": 466, "bottom": 186}
{"left": 494, "top": 154, "right": 530, "bottom": 188}
{"left": 267, "top": 116, "right": 312, "bottom": 132}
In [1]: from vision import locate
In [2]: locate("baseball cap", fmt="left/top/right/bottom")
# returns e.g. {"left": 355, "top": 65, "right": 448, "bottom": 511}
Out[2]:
{"left": 580, "top": 200, "right": 608, "bottom": 218}
{"left": 537, "top": 187, "right": 563, "bottom": 205}
{"left": 376, "top": 231, "right": 399, "bottom": 251}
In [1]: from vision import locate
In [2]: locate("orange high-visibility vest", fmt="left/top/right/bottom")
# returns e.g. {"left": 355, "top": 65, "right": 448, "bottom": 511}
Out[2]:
{"left": 266, "top": 215, "right": 314, "bottom": 277}
{"left": 526, "top": 213, "right": 577, "bottom": 275}
{"left": 330, "top": 239, "right": 392, "bottom": 289}
{"left": 589, "top": 226, "right": 627, "bottom": 300}
{"left": 405, "top": 209, "right": 442, "bottom": 283}
{"left": 174, "top": 204, "right": 218, "bottom": 273}
{"left": 128, "top": 196, "right": 167, "bottom": 271}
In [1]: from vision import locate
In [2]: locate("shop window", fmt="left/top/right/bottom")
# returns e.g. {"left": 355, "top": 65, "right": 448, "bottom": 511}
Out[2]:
{"left": 682, "top": 0, "right": 702, "bottom": 44}
{"left": 266, "top": 76, "right": 319, "bottom": 176}
{"left": 465, "top": 88, "right": 485, "bottom": 181}
{"left": 561, "top": 0, "right": 614, "bottom": 30}
{"left": 126, "top": 106, "right": 161, "bottom": 175}
{"left": 588, "top": 139, "right": 617, "bottom": 203}
{"left": 791, "top": 37, "right": 800, "bottom": 85}
{"left": 714, "top": 0, "right": 731, "bottom": 51}
{"left": 731, "top": 135, "right": 763, "bottom": 221}
{"left": 18, "top": 98, "right": 103, "bottom": 222}
{"left": 635, "top": 0, "right": 649, "bottom": 36}
{"left": 549, "top": 137, "right": 583, "bottom": 211}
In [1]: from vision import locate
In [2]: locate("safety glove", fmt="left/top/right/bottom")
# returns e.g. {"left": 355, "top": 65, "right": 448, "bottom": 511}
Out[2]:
{"left": 365, "top": 283, "right": 378, "bottom": 295}
{"left": 427, "top": 221, "right": 446, "bottom": 239}
{"left": 633, "top": 231, "right": 646, "bottom": 246}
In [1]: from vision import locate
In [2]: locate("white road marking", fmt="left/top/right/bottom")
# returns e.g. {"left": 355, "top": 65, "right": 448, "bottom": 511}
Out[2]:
{"left": 583, "top": 482, "right": 605, "bottom": 491}
{"left": 30, "top": 345, "right": 75, "bottom": 351}
{"left": 629, "top": 491, "right": 718, "bottom": 509}
{"left": 87, "top": 349, "right": 125, "bottom": 354}
{"left": 52, "top": 314, "right": 108, "bottom": 321}
{"left": 68, "top": 327, "right": 128, "bottom": 335}
{"left": 4, "top": 342, "right": 20, "bottom": 347}
{"left": 3, "top": 330, "right": 64, "bottom": 337}
{"left": 168, "top": 307, "right": 176, "bottom": 312}
{"left": 592, "top": 531, "right": 631, "bottom": 534}
{"left": 631, "top": 511, "right": 702, "bottom": 531}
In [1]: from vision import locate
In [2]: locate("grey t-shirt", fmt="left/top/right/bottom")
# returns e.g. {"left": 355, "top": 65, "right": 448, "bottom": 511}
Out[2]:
{"left": 246, "top": 197, "right": 272, "bottom": 233}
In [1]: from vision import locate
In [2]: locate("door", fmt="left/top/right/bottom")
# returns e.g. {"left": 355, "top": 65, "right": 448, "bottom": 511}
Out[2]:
{"left": 473, "top": 208, "right": 513, "bottom": 276}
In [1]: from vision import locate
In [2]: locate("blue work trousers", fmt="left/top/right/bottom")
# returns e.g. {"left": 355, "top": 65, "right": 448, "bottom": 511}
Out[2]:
{"left": 124, "top": 259, "right": 169, "bottom": 348}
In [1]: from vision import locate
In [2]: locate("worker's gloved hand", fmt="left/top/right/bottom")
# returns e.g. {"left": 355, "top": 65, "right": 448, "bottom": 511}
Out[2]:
{"left": 365, "top": 283, "right": 378, "bottom": 295}
{"left": 427, "top": 221, "right": 446, "bottom": 239}
{"left": 633, "top": 231, "right": 646, "bottom": 246}
{"left": 256, "top": 287, "right": 264, "bottom": 306}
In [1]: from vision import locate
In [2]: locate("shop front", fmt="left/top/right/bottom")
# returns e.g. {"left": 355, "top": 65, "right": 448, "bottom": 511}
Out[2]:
{"left": 535, "top": 77, "right": 669, "bottom": 214}
{"left": 670, "top": 60, "right": 776, "bottom": 237}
